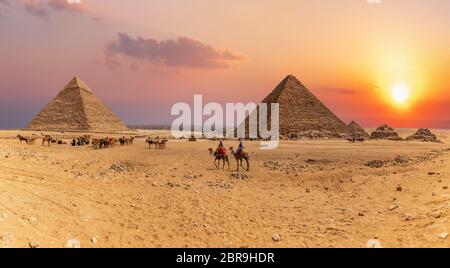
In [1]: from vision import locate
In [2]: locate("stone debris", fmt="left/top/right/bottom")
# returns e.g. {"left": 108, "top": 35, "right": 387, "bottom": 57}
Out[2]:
{"left": 230, "top": 173, "right": 249, "bottom": 180}
{"left": 365, "top": 160, "right": 385, "bottom": 168}
{"left": 110, "top": 161, "right": 135, "bottom": 173}
{"left": 65, "top": 239, "right": 81, "bottom": 248}
{"left": 272, "top": 233, "right": 281, "bottom": 242}
{"left": 366, "top": 239, "right": 382, "bottom": 248}
{"left": 0, "top": 233, "right": 13, "bottom": 248}
{"left": 29, "top": 240, "right": 40, "bottom": 248}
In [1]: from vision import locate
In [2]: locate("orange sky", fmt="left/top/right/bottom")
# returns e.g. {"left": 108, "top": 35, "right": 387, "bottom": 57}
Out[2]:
{"left": 0, "top": 0, "right": 449, "bottom": 128}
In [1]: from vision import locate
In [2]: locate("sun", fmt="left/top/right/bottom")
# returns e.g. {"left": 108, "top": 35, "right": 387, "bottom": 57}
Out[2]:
{"left": 390, "top": 83, "right": 410, "bottom": 104}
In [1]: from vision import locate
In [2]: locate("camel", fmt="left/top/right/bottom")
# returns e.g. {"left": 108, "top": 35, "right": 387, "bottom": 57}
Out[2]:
{"left": 157, "top": 139, "right": 168, "bottom": 149}
{"left": 229, "top": 147, "right": 250, "bottom": 171}
{"left": 208, "top": 148, "right": 230, "bottom": 170}
{"left": 146, "top": 138, "right": 158, "bottom": 149}
{"left": 146, "top": 138, "right": 168, "bottom": 149}
{"left": 41, "top": 135, "right": 52, "bottom": 146}
{"left": 119, "top": 136, "right": 135, "bottom": 146}
{"left": 347, "top": 135, "right": 365, "bottom": 143}
{"left": 17, "top": 135, "right": 37, "bottom": 145}
{"left": 90, "top": 137, "right": 116, "bottom": 149}
{"left": 17, "top": 135, "right": 29, "bottom": 143}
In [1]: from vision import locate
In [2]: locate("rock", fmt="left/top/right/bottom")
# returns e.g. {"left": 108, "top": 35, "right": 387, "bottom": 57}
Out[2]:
{"left": 389, "top": 205, "right": 400, "bottom": 211}
{"left": 0, "top": 233, "right": 13, "bottom": 248}
{"left": 365, "top": 160, "right": 384, "bottom": 168}
{"left": 29, "top": 240, "right": 40, "bottom": 248}
{"left": 428, "top": 172, "right": 436, "bottom": 176}
{"left": 366, "top": 239, "right": 382, "bottom": 248}
{"left": 440, "top": 232, "right": 448, "bottom": 239}
{"left": 110, "top": 161, "right": 135, "bottom": 173}
{"left": 91, "top": 236, "right": 98, "bottom": 244}
{"left": 430, "top": 211, "right": 443, "bottom": 219}
{"left": 0, "top": 212, "right": 7, "bottom": 222}
{"left": 396, "top": 186, "right": 402, "bottom": 192}
{"left": 358, "top": 212, "right": 365, "bottom": 217}
{"left": 65, "top": 239, "right": 81, "bottom": 248}
{"left": 272, "top": 233, "right": 281, "bottom": 242}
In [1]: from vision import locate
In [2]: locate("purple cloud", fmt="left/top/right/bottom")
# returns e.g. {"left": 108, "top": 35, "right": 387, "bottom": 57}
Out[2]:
{"left": 106, "top": 33, "right": 247, "bottom": 69}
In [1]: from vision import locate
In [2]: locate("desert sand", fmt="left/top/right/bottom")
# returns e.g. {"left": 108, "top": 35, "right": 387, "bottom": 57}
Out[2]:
{"left": 1, "top": 129, "right": 450, "bottom": 248}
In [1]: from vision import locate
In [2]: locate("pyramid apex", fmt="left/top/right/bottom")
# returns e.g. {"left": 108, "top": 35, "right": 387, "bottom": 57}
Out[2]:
{"left": 64, "top": 76, "right": 92, "bottom": 93}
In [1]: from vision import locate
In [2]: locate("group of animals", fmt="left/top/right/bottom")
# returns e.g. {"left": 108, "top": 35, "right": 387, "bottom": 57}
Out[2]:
{"left": 17, "top": 133, "right": 167, "bottom": 150}
{"left": 17, "top": 133, "right": 251, "bottom": 172}
{"left": 17, "top": 134, "right": 66, "bottom": 146}
{"left": 208, "top": 145, "right": 250, "bottom": 171}
{"left": 145, "top": 137, "right": 168, "bottom": 149}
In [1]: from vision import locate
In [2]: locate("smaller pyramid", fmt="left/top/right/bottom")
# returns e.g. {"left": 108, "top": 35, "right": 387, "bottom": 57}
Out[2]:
{"left": 347, "top": 121, "right": 369, "bottom": 139}
{"left": 27, "top": 77, "right": 128, "bottom": 132}
{"left": 406, "top": 128, "right": 440, "bottom": 143}
{"left": 370, "top": 124, "right": 402, "bottom": 140}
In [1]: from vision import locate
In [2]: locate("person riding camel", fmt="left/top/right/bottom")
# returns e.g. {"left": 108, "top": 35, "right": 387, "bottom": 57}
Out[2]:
{"left": 237, "top": 140, "right": 244, "bottom": 156}
{"left": 217, "top": 140, "right": 227, "bottom": 156}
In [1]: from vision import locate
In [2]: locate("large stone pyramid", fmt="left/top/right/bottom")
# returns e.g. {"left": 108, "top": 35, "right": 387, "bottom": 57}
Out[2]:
{"left": 27, "top": 77, "right": 128, "bottom": 132}
{"left": 241, "top": 75, "right": 348, "bottom": 139}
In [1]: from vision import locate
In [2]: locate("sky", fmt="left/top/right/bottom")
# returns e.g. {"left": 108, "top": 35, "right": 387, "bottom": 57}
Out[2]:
{"left": 0, "top": 0, "right": 449, "bottom": 129}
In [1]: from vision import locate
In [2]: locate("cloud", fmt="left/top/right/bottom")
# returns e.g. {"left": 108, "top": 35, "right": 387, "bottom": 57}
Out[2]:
{"left": 48, "top": 0, "right": 85, "bottom": 13}
{"left": 22, "top": 0, "right": 48, "bottom": 17}
{"left": 3, "top": 0, "right": 87, "bottom": 18}
{"left": 106, "top": 33, "right": 247, "bottom": 69}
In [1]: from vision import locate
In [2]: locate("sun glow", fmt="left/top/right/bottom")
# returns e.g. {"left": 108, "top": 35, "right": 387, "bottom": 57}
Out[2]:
{"left": 390, "top": 83, "right": 410, "bottom": 104}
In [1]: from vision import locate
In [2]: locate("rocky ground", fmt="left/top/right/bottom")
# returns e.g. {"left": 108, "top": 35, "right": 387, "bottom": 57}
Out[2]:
{"left": 0, "top": 129, "right": 450, "bottom": 248}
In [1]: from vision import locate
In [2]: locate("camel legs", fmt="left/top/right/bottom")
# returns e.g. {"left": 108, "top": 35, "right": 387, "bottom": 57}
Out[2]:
{"left": 245, "top": 158, "right": 250, "bottom": 171}
{"left": 214, "top": 158, "right": 219, "bottom": 169}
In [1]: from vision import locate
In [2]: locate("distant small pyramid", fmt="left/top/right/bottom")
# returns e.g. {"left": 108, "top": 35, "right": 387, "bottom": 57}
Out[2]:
{"left": 370, "top": 124, "right": 402, "bottom": 140}
{"left": 27, "top": 77, "right": 128, "bottom": 132}
{"left": 347, "top": 121, "right": 369, "bottom": 138}
{"left": 241, "top": 75, "right": 348, "bottom": 139}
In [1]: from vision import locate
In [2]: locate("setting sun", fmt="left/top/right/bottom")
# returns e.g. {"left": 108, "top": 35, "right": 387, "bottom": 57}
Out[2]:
{"left": 391, "top": 83, "right": 411, "bottom": 105}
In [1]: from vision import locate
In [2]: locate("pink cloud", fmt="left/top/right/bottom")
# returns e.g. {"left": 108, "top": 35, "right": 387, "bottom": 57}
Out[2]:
{"left": 12, "top": 0, "right": 86, "bottom": 17}
{"left": 106, "top": 33, "right": 247, "bottom": 69}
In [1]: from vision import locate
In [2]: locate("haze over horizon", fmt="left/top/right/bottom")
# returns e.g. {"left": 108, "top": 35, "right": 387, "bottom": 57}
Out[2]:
{"left": 1, "top": 0, "right": 449, "bottom": 129}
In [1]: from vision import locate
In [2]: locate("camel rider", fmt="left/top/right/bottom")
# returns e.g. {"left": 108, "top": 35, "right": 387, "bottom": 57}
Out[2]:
{"left": 237, "top": 140, "right": 244, "bottom": 155}
{"left": 217, "top": 140, "right": 226, "bottom": 156}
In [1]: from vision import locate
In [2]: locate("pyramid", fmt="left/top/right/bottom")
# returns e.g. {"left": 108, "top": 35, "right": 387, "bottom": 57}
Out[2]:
{"left": 406, "top": 128, "right": 440, "bottom": 143}
{"left": 370, "top": 124, "right": 402, "bottom": 140}
{"left": 27, "top": 77, "right": 128, "bottom": 132}
{"left": 347, "top": 121, "right": 370, "bottom": 139}
{"left": 240, "top": 75, "right": 348, "bottom": 139}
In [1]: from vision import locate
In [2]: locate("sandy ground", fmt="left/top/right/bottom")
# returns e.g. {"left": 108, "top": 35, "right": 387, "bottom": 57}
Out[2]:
{"left": 1, "top": 129, "right": 450, "bottom": 248}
